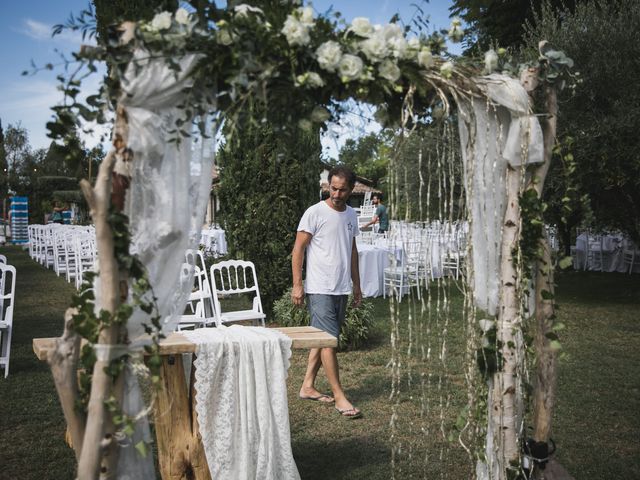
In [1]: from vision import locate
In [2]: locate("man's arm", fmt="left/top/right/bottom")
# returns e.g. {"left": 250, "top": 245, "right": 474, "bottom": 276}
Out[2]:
{"left": 361, "top": 205, "right": 381, "bottom": 230}
{"left": 351, "top": 238, "right": 362, "bottom": 307}
{"left": 291, "top": 231, "right": 312, "bottom": 306}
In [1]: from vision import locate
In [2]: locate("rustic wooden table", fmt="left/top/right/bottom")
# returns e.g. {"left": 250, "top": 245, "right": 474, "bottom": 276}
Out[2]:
{"left": 34, "top": 326, "right": 336, "bottom": 480}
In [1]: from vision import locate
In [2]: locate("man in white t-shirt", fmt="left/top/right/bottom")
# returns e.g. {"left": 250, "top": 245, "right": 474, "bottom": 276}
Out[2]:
{"left": 291, "top": 166, "right": 363, "bottom": 418}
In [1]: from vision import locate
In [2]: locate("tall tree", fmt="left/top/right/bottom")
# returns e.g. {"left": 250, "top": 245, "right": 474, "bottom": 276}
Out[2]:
{"left": 336, "top": 132, "right": 390, "bottom": 187}
{"left": 523, "top": 0, "right": 640, "bottom": 242}
{"left": 450, "top": 0, "right": 581, "bottom": 52}
{"left": 0, "top": 120, "right": 8, "bottom": 201}
{"left": 93, "top": 0, "right": 177, "bottom": 43}
{"left": 218, "top": 118, "right": 322, "bottom": 317}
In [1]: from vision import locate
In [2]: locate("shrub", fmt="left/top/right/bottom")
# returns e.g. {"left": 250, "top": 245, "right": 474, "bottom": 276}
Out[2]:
{"left": 273, "top": 288, "right": 374, "bottom": 350}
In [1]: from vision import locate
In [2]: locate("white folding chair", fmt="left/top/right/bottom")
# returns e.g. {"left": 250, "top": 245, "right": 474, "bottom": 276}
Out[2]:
{"left": 0, "top": 264, "right": 17, "bottom": 377}
{"left": 586, "top": 234, "right": 604, "bottom": 272}
{"left": 210, "top": 260, "right": 266, "bottom": 327}
{"left": 0, "top": 255, "right": 6, "bottom": 264}
{"left": 177, "top": 263, "right": 216, "bottom": 330}
{"left": 623, "top": 249, "right": 637, "bottom": 274}
{"left": 184, "top": 249, "right": 216, "bottom": 322}
{"left": 384, "top": 241, "right": 421, "bottom": 302}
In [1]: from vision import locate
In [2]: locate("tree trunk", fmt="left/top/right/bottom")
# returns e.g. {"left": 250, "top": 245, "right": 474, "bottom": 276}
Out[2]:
{"left": 491, "top": 164, "right": 524, "bottom": 477}
{"left": 48, "top": 308, "right": 85, "bottom": 460}
{"left": 531, "top": 86, "right": 559, "bottom": 478}
{"left": 76, "top": 151, "right": 125, "bottom": 480}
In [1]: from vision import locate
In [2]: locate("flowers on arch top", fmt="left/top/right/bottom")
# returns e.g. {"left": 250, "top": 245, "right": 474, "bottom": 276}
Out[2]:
{"left": 281, "top": 6, "right": 315, "bottom": 46}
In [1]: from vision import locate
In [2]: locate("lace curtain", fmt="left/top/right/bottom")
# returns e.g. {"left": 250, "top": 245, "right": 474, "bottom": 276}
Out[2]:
{"left": 102, "top": 49, "right": 216, "bottom": 477}
{"left": 457, "top": 73, "right": 544, "bottom": 316}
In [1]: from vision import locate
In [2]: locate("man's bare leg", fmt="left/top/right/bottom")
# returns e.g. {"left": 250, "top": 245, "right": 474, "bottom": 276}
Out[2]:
{"left": 299, "top": 348, "right": 334, "bottom": 402}
{"left": 320, "top": 347, "right": 360, "bottom": 415}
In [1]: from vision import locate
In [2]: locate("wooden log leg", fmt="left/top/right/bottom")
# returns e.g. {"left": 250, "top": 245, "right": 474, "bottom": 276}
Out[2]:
{"left": 154, "top": 355, "right": 211, "bottom": 480}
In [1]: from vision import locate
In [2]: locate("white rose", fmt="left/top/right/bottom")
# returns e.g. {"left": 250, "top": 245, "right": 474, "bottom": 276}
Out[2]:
{"left": 440, "top": 61, "right": 454, "bottom": 78}
{"left": 307, "top": 72, "right": 325, "bottom": 88}
{"left": 378, "top": 59, "right": 401, "bottom": 82}
{"left": 151, "top": 11, "right": 172, "bottom": 31}
{"left": 316, "top": 41, "right": 343, "bottom": 72}
{"left": 484, "top": 49, "right": 499, "bottom": 73}
{"left": 448, "top": 24, "right": 464, "bottom": 43}
{"left": 387, "top": 35, "right": 408, "bottom": 59}
{"left": 350, "top": 17, "right": 374, "bottom": 37}
{"left": 299, "top": 6, "right": 315, "bottom": 27}
{"left": 407, "top": 37, "right": 420, "bottom": 50}
{"left": 448, "top": 17, "right": 464, "bottom": 42}
{"left": 417, "top": 47, "right": 434, "bottom": 68}
{"left": 360, "top": 32, "right": 387, "bottom": 62}
{"left": 234, "top": 4, "right": 264, "bottom": 18}
{"left": 311, "top": 106, "right": 331, "bottom": 123}
{"left": 382, "top": 23, "right": 403, "bottom": 41}
{"left": 295, "top": 72, "right": 325, "bottom": 88}
{"left": 404, "top": 37, "right": 420, "bottom": 59}
{"left": 281, "top": 16, "right": 310, "bottom": 46}
{"left": 338, "top": 54, "right": 364, "bottom": 82}
{"left": 175, "top": 8, "right": 190, "bottom": 25}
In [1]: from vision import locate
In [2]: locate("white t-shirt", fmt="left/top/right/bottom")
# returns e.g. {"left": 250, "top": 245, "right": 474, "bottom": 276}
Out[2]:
{"left": 297, "top": 201, "right": 359, "bottom": 295}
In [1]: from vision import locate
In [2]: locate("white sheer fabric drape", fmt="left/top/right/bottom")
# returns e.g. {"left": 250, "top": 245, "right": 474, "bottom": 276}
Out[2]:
{"left": 182, "top": 326, "right": 301, "bottom": 480}
{"left": 458, "top": 74, "right": 543, "bottom": 316}
{"left": 119, "top": 49, "right": 215, "bottom": 338}
{"left": 98, "top": 49, "right": 216, "bottom": 477}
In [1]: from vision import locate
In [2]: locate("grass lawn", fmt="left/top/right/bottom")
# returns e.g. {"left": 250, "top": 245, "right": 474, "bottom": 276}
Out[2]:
{"left": 0, "top": 245, "right": 638, "bottom": 479}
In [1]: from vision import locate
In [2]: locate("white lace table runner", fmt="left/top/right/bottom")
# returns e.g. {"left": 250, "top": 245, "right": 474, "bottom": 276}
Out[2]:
{"left": 182, "top": 326, "right": 300, "bottom": 480}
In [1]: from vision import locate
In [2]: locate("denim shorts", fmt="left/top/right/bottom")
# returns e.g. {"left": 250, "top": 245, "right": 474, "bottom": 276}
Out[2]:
{"left": 306, "top": 294, "right": 348, "bottom": 339}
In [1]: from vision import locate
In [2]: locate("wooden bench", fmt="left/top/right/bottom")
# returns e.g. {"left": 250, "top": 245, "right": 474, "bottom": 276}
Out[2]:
{"left": 33, "top": 326, "right": 336, "bottom": 480}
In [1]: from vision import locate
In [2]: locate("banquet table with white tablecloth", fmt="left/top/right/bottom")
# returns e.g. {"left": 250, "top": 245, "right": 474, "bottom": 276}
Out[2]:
{"left": 573, "top": 232, "right": 640, "bottom": 273}
{"left": 201, "top": 227, "right": 227, "bottom": 255}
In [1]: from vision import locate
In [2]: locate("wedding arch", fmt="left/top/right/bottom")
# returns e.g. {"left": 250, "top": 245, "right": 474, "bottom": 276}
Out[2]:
{"left": 39, "top": 2, "right": 575, "bottom": 479}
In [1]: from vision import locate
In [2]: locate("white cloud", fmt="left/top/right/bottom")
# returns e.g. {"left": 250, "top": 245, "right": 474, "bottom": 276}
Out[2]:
{"left": 0, "top": 74, "right": 108, "bottom": 150}
{"left": 18, "top": 18, "right": 92, "bottom": 46}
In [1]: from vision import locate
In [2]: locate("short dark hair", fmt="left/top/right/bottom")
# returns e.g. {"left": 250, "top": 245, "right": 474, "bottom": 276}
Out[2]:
{"left": 372, "top": 193, "right": 383, "bottom": 201}
{"left": 328, "top": 165, "right": 356, "bottom": 188}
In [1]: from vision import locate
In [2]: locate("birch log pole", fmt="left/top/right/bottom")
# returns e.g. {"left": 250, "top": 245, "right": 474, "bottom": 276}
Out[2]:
{"left": 531, "top": 85, "right": 559, "bottom": 478}
{"left": 76, "top": 149, "right": 126, "bottom": 480}
{"left": 492, "top": 164, "right": 524, "bottom": 477}
{"left": 48, "top": 307, "right": 85, "bottom": 460}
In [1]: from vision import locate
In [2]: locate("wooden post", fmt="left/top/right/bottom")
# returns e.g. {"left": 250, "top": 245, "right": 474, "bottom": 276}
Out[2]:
{"left": 492, "top": 164, "right": 523, "bottom": 476}
{"left": 531, "top": 86, "right": 560, "bottom": 478}
{"left": 154, "top": 355, "right": 211, "bottom": 480}
{"left": 48, "top": 308, "right": 85, "bottom": 460}
{"left": 76, "top": 150, "right": 125, "bottom": 479}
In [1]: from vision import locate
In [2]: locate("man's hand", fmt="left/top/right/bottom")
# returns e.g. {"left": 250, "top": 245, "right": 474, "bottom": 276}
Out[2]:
{"left": 291, "top": 284, "right": 305, "bottom": 307}
{"left": 352, "top": 286, "right": 363, "bottom": 308}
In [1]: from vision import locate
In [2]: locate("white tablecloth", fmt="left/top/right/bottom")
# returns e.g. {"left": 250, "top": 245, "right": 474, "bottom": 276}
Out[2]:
{"left": 182, "top": 326, "right": 300, "bottom": 479}
{"left": 201, "top": 228, "right": 227, "bottom": 255}
{"left": 574, "top": 233, "right": 638, "bottom": 272}
{"left": 358, "top": 244, "right": 389, "bottom": 298}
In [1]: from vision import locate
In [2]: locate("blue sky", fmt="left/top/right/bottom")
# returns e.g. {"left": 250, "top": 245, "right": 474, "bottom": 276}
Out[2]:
{"left": 0, "top": 1, "right": 458, "bottom": 153}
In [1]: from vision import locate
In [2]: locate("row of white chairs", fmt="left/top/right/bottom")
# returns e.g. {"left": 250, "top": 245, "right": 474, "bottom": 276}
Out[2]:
{"left": 0, "top": 256, "right": 17, "bottom": 377}
{"left": 28, "top": 224, "right": 97, "bottom": 289}
{"left": 380, "top": 221, "right": 469, "bottom": 301}
{"left": 179, "top": 249, "right": 266, "bottom": 330}
{"left": 27, "top": 226, "right": 265, "bottom": 331}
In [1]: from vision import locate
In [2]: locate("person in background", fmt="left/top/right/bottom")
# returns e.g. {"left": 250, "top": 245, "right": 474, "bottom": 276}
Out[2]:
{"left": 291, "top": 165, "right": 363, "bottom": 419}
{"left": 361, "top": 193, "right": 388, "bottom": 234}
{"left": 51, "top": 202, "right": 64, "bottom": 224}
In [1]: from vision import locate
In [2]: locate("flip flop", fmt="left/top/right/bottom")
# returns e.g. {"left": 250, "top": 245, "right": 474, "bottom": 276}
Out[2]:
{"left": 299, "top": 394, "right": 335, "bottom": 404}
{"left": 335, "top": 407, "right": 362, "bottom": 419}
